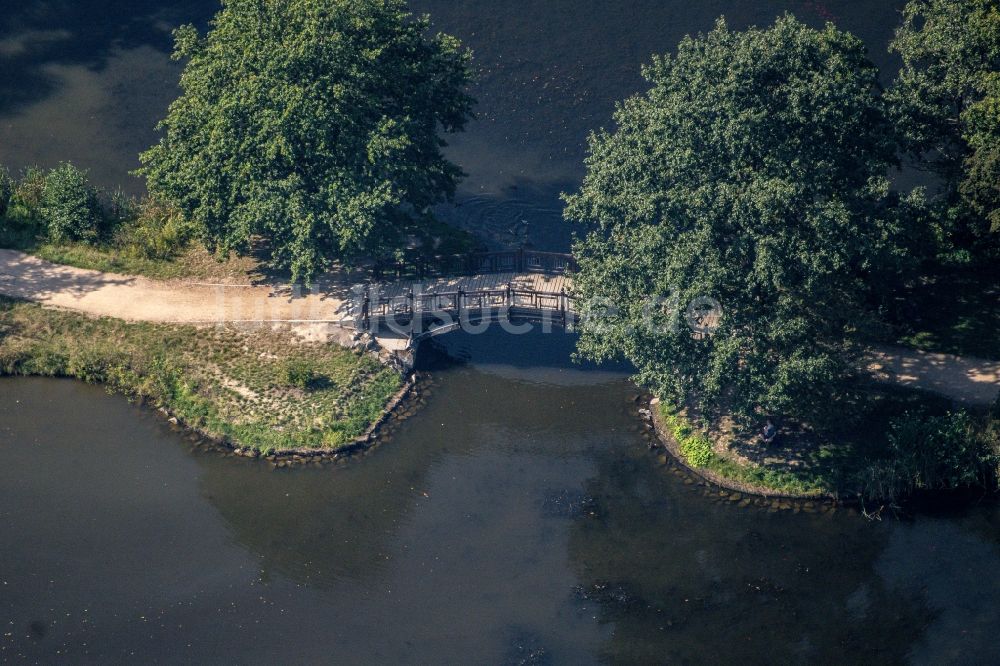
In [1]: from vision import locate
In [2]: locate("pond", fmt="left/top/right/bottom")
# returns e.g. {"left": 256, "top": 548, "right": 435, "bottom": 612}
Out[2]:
{"left": 3, "top": 330, "right": 1000, "bottom": 662}
{"left": 2, "top": 1, "right": 999, "bottom": 663}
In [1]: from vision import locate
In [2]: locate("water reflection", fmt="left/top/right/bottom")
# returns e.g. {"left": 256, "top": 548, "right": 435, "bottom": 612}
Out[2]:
{"left": 195, "top": 328, "right": 634, "bottom": 592}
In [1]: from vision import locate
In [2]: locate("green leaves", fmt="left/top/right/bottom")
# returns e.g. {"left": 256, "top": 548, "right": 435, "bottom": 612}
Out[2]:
{"left": 139, "top": 0, "right": 474, "bottom": 283}
{"left": 565, "top": 15, "right": 904, "bottom": 427}
{"left": 888, "top": 0, "right": 1000, "bottom": 255}
{"left": 40, "top": 163, "right": 104, "bottom": 244}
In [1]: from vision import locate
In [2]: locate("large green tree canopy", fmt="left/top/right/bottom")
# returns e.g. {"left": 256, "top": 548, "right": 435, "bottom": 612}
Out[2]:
{"left": 888, "top": 0, "right": 1000, "bottom": 251}
{"left": 139, "top": 0, "right": 474, "bottom": 282}
{"left": 564, "top": 16, "right": 909, "bottom": 426}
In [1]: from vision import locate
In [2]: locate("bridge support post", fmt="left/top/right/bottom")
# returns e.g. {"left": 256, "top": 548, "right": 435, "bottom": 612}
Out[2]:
{"left": 408, "top": 288, "right": 418, "bottom": 338}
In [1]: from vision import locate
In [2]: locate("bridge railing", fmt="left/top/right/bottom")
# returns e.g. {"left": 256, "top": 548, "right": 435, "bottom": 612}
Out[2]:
{"left": 359, "top": 285, "right": 577, "bottom": 332}
{"left": 372, "top": 248, "right": 577, "bottom": 280}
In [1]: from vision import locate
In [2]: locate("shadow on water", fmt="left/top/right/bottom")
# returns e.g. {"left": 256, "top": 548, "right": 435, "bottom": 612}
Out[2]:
{"left": 434, "top": 179, "right": 579, "bottom": 252}
{"left": 567, "top": 450, "right": 934, "bottom": 663}
{"left": 191, "top": 433, "right": 443, "bottom": 589}
{"left": 415, "top": 325, "right": 633, "bottom": 386}
{"left": 0, "top": 1, "right": 211, "bottom": 115}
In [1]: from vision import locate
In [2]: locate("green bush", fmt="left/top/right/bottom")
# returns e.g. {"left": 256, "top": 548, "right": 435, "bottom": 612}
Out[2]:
{"left": 680, "top": 432, "right": 715, "bottom": 468}
{"left": 104, "top": 187, "right": 137, "bottom": 230}
{"left": 888, "top": 410, "right": 990, "bottom": 489}
{"left": 12, "top": 167, "right": 45, "bottom": 211}
{"left": 41, "top": 163, "right": 103, "bottom": 243}
{"left": 66, "top": 348, "right": 112, "bottom": 384}
{"left": 1, "top": 168, "right": 46, "bottom": 246}
{"left": 113, "top": 197, "right": 196, "bottom": 260}
{"left": 283, "top": 359, "right": 316, "bottom": 390}
{"left": 0, "top": 160, "right": 199, "bottom": 264}
{"left": 661, "top": 405, "right": 715, "bottom": 467}
{"left": 858, "top": 410, "right": 1000, "bottom": 501}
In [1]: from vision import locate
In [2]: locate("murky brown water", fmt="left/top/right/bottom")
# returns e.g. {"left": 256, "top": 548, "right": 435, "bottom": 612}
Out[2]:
{"left": 3, "top": 2, "right": 1000, "bottom": 663}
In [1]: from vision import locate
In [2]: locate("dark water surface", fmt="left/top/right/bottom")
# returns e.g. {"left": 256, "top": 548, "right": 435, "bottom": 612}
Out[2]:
{"left": 3, "top": 332, "right": 1000, "bottom": 663}
{"left": 3, "top": 1, "right": 1000, "bottom": 664}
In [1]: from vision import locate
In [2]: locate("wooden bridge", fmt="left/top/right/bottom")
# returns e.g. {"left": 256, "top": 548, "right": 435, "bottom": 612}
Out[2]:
{"left": 353, "top": 249, "right": 578, "bottom": 341}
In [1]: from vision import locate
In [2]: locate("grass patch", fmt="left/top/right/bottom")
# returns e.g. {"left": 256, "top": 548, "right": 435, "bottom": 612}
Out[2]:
{"left": 1, "top": 231, "right": 259, "bottom": 282}
{"left": 0, "top": 296, "right": 402, "bottom": 453}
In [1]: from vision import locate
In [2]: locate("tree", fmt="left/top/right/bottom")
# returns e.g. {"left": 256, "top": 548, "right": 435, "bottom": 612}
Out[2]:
{"left": 139, "top": 0, "right": 474, "bottom": 282}
{"left": 888, "top": 0, "right": 1000, "bottom": 254}
{"left": 41, "top": 163, "right": 103, "bottom": 243}
{"left": 961, "top": 71, "right": 1000, "bottom": 235}
{"left": 564, "top": 16, "right": 909, "bottom": 427}
{"left": 0, "top": 167, "right": 12, "bottom": 218}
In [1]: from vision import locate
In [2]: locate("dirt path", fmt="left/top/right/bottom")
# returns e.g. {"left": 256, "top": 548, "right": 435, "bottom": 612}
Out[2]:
{"left": 1, "top": 249, "right": 998, "bottom": 406}
{"left": 869, "top": 345, "right": 999, "bottom": 407}
{"left": 0, "top": 249, "right": 354, "bottom": 343}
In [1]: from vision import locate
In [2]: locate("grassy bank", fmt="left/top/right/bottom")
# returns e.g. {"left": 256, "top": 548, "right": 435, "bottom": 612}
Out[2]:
{"left": 658, "top": 388, "right": 1000, "bottom": 501}
{"left": 23, "top": 241, "right": 259, "bottom": 282}
{"left": 658, "top": 405, "right": 830, "bottom": 497}
{"left": 1, "top": 222, "right": 260, "bottom": 282}
{"left": 0, "top": 297, "right": 402, "bottom": 453}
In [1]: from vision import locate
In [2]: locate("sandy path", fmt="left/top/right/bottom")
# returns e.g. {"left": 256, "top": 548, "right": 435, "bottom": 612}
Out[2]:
{"left": 869, "top": 345, "right": 999, "bottom": 407}
{"left": 0, "top": 249, "right": 354, "bottom": 342}
{"left": 1, "top": 249, "right": 998, "bottom": 406}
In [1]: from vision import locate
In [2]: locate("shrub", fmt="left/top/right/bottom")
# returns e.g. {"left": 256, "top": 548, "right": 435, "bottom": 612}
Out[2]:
{"left": 41, "top": 163, "right": 103, "bottom": 243}
{"left": 887, "top": 410, "right": 989, "bottom": 489}
{"left": 104, "top": 187, "right": 137, "bottom": 230}
{"left": 66, "top": 348, "right": 112, "bottom": 384}
{"left": 857, "top": 410, "right": 1000, "bottom": 501}
{"left": 661, "top": 405, "right": 716, "bottom": 468}
{"left": 0, "top": 168, "right": 46, "bottom": 245}
{"left": 983, "top": 406, "right": 1000, "bottom": 483}
{"left": 114, "top": 197, "right": 196, "bottom": 260}
{"left": 283, "top": 360, "right": 316, "bottom": 390}
{"left": 12, "top": 166, "right": 46, "bottom": 211}
{"left": 680, "top": 433, "right": 715, "bottom": 468}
